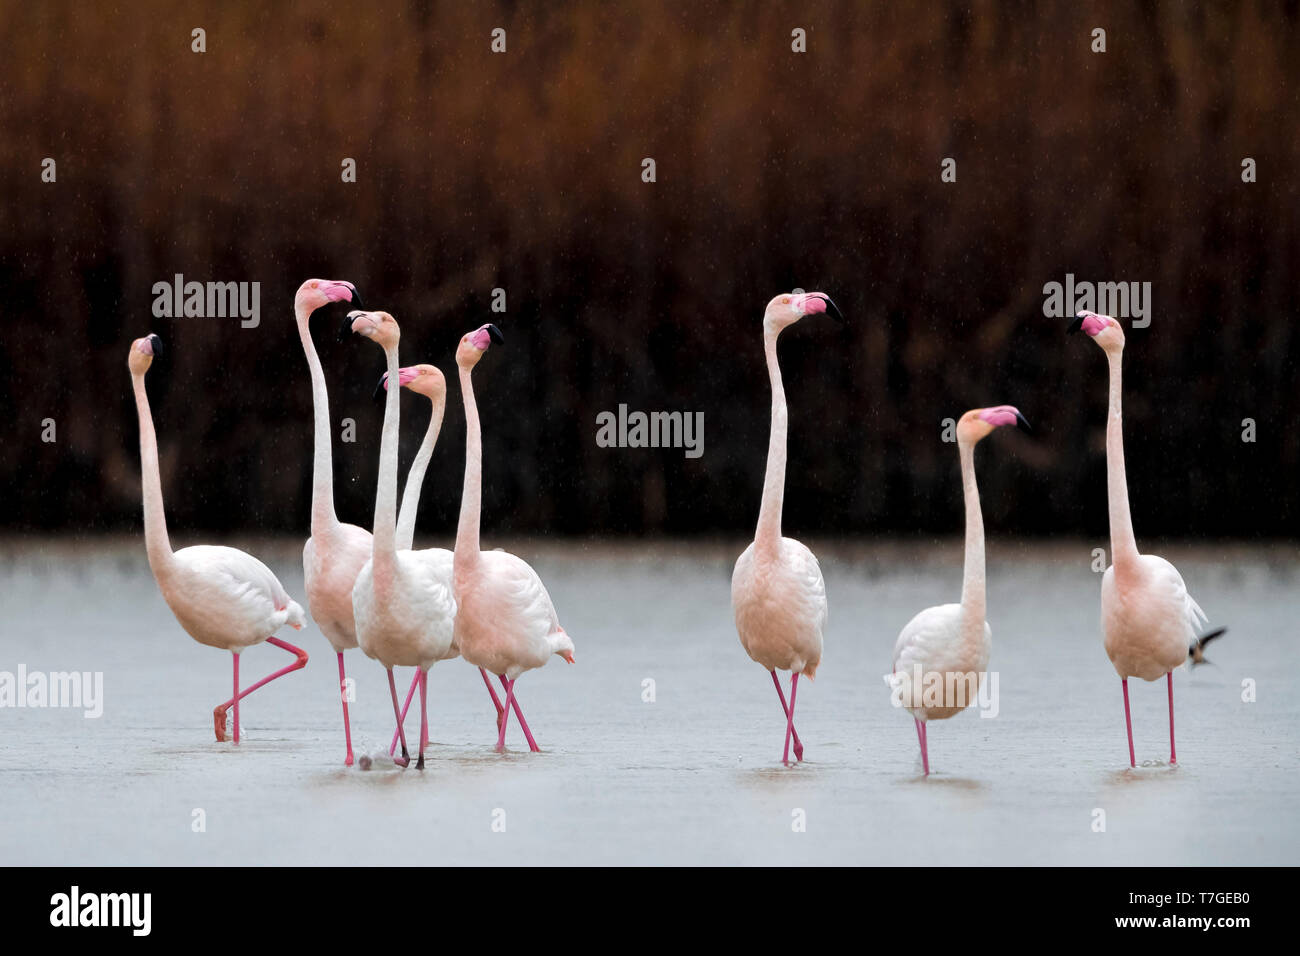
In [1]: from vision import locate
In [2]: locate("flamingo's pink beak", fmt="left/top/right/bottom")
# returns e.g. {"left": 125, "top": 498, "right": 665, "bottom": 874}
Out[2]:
{"left": 325, "top": 281, "right": 360, "bottom": 305}
{"left": 467, "top": 324, "right": 505, "bottom": 351}
{"left": 562, "top": 650, "right": 576, "bottom": 664}
{"left": 375, "top": 366, "right": 421, "bottom": 399}
{"left": 978, "top": 405, "right": 1032, "bottom": 432}
{"left": 137, "top": 333, "right": 163, "bottom": 356}
{"left": 1067, "top": 311, "right": 1111, "bottom": 337}
{"left": 793, "top": 292, "right": 845, "bottom": 321}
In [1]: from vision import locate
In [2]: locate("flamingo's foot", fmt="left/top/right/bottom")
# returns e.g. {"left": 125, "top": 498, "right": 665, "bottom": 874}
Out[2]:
{"left": 794, "top": 742, "right": 804, "bottom": 761}
{"left": 394, "top": 753, "right": 410, "bottom": 769}
{"left": 495, "top": 743, "right": 506, "bottom": 754}
{"left": 344, "top": 752, "right": 354, "bottom": 767}
{"left": 416, "top": 753, "right": 425, "bottom": 771}
{"left": 213, "top": 706, "right": 228, "bottom": 742}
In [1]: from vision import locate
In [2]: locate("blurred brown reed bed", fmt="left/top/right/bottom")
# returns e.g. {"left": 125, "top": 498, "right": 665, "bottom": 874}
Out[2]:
{"left": 0, "top": 1, "right": 1296, "bottom": 539}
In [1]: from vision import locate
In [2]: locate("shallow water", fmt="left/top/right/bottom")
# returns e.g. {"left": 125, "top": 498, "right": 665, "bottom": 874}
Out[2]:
{"left": 0, "top": 537, "right": 1296, "bottom": 865}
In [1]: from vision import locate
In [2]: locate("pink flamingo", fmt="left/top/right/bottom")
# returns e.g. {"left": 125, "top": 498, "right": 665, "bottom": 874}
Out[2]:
{"left": 731, "top": 291, "right": 843, "bottom": 763}
{"left": 452, "top": 324, "right": 575, "bottom": 754}
{"left": 891, "top": 406, "right": 1029, "bottom": 775}
{"left": 128, "top": 334, "right": 308, "bottom": 744}
{"left": 348, "top": 312, "right": 457, "bottom": 769}
{"left": 1069, "top": 311, "right": 1224, "bottom": 767}
{"left": 381, "top": 365, "right": 521, "bottom": 756}
{"left": 294, "top": 278, "right": 370, "bottom": 764}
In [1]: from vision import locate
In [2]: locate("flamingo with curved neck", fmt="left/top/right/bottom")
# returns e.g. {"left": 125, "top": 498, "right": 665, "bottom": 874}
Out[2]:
{"left": 731, "top": 291, "right": 842, "bottom": 763}
{"left": 1069, "top": 311, "right": 1224, "bottom": 767}
{"left": 891, "top": 405, "right": 1029, "bottom": 775}
{"left": 294, "top": 278, "right": 371, "bottom": 765}
{"left": 348, "top": 311, "right": 456, "bottom": 770}
{"left": 128, "top": 334, "right": 308, "bottom": 745}
{"left": 452, "top": 323, "right": 575, "bottom": 754}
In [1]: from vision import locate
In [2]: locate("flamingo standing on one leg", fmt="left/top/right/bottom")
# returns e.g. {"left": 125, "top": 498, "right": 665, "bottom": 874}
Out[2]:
{"left": 292, "top": 278, "right": 370, "bottom": 764}
{"left": 128, "top": 334, "right": 308, "bottom": 744}
{"left": 1068, "top": 311, "right": 1225, "bottom": 767}
{"left": 891, "top": 406, "right": 1030, "bottom": 775}
{"left": 451, "top": 324, "right": 575, "bottom": 754}
{"left": 731, "top": 291, "right": 843, "bottom": 764}
{"left": 382, "top": 365, "right": 531, "bottom": 755}
{"left": 348, "top": 311, "right": 456, "bottom": 769}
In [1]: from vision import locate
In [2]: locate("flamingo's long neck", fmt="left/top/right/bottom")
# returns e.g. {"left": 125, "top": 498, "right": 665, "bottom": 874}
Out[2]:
{"left": 396, "top": 394, "right": 444, "bottom": 551}
{"left": 1105, "top": 348, "right": 1140, "bottom": 578}
{"left": 957, "top": 439, "right": 986, "bottom": 647}
{"left": 372, "top": 343, "right": 402, "bottom": 586}
{"left": 755, "top": 326, "right": 787, "bottom": 559}
{"left": 454, "top": 366, "right": 483, "bottom": 578}
{"left": 296, "top": 302, "right": 338, "bottom": 533}
{"left": 131, "top": 372, "right": 175, "bottom": 577}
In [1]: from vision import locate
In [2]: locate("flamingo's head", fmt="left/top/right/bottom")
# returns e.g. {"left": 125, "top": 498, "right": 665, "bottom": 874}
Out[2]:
{"left": 295, "top": 278, "right": 360, "bottom": 316}
{"left": 376, "top": 363, "right": 446, "bottom": 403}
{"left": 956, "top": 405, "right": 1031, "bottom": 444}
{"left": 762, "top": 290, "right": 844, "bottom": 334}
{"left": 1067, "top": 310, "right": 1125, "bottom": 352}
{"left": 127, "top": 334, "right": 163, "bottom": 376}
{"left": 552, "top": 629, "right": 576, "bottom": 664}
{"left": 349, "top": 310, "right": 399, "bottom": 349}
{"left": 456, "top": 323, "right": 504, "bottom": 370}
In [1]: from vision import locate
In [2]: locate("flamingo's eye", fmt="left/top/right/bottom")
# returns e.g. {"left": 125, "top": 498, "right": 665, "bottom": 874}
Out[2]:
{"left": 310, "top": 281, "right": 319, "bottom": 288}
{"left": 782, "top": 296, "right": 791, "bottom": 304}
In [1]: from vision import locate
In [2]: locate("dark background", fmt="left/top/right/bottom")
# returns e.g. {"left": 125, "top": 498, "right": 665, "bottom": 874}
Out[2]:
{"left": 1, "top": 1, "right": 1296, "bottom": 541}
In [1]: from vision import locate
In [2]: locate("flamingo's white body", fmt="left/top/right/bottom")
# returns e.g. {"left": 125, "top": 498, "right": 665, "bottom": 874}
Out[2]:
{"left": 731, "top": 291, "right": 842, "bottom": 763}
{"left": 1070, "top": 310, "right": 1221, "bottom": 767}
{"left": 294, "top": 279, "right": 369, "bottom": 764}
{"left": 128, "top": 334, "right": 308, "bottom": 744}
{"left": 349, "top": 311, "right": 456, "bottom": 769}
{"left": 891, "top": 406, "right": 1027, "bottom": 774}
{"left": 451, "top": 323, "right": 575, "bottom": 753}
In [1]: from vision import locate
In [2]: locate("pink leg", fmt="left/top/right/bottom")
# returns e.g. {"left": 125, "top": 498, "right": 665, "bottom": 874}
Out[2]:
{"left": 770, "top": 670, "right": 804, "bottom": 761}
{"left": 1167, "top": 671, "right": 1177, "bottom": 765}
{"left": 482, "top": 668, "right": 505, "bottom": 728}
{"left": 497, "top": 673, "right": 539, "bottom": 752}
{"left": 232, "top": 652, "right": 240, "bottom": 745}
{"left": 337, "top": 652, "right": 354, "bottom": 767}
{"left": 388, "top": 669, "right": 410, "bottom": 768}
{"left": 416, "top": 669, "right": 429, "bottom": 770}
{"left": 915, "top": 718, "right": 930, "bottom": 775}
{"left": 782, "top": 673, "right": 800, "bottom": 764}
{"left": 391, "top": 670, "right": 421, "bottom": 756}
{"left": 496, "top": 677, "right": 516, "bottom": 753}
{"left": 1122, "top": 678, "right": 1136, "bottom": 768}
{"left": 215, "top": 638, "right": 308, "bottom": 741}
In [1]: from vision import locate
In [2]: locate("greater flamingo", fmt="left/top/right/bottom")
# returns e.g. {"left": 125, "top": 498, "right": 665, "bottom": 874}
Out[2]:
{"left": 452, "top": 323, "right": 575, "bottom": 754}
{"left": 128, "top": 334, "right": 308, "bottom": 744}
{"left": 891, "top": 405, "right": 1029, "bottom": 775}
{"left": 348, "top": 311, "right": 456, "bottom": 769}
{"left": 1068, "top": 311, "right": 1225, "bottom": 767}
{"left": 294, "top": 278, "right": 369, "bottom": 764}
{"left": 383, "top": 365, "right": 526, "bottom": 756}
{"left": 731, "top": 291, "right": 843, "bottom": 764}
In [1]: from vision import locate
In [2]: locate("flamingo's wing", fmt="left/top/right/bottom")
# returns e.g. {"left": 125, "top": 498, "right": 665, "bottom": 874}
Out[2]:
{"left": 892, "top": 604, "right": 963, "bottom": 672}
{"left": 483, "top": 550, "right": 561, "bottom": 638}
{"left": 1142, "top": 554, "right": 1209, "bottom": 643}
{"left": 785, "top": 538, "right": 828, "bottom": 637}
{"left": 175, "top": 545, "right": 306, "bottom": 632}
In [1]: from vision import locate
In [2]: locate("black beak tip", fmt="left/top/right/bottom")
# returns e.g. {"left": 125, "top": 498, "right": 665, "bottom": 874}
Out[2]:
{"left": 1015, "top": 411, "right": 1032, "bottom": 433}
{"left": 486, "top": 324, "right": 505, "bottom": 345}
{"left": 824, "top": 296, "right": 846, "bottom": 323}
{"left": 348, "top": 286, "right": 363, "bottom": 309}
{"left": 148, "top": 334, "right": 164, "bottom": 357}
{"left": 1066, "top": 315, "right": 1084, "bottom": 334}
{"left": 373, "top": 373, "right": 387, "bottom": 402}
